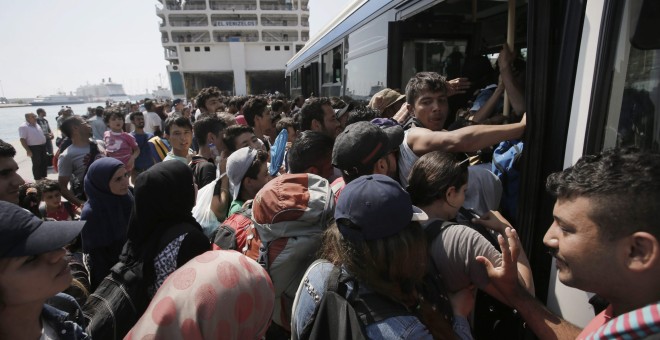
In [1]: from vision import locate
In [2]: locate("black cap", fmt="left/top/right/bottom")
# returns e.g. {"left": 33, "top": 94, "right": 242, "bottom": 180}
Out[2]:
{"left": 332, "top": 121, "right": 404, "bottom": 172}
{"left": 0, "top": 201, "right": 85, "bottom": 257}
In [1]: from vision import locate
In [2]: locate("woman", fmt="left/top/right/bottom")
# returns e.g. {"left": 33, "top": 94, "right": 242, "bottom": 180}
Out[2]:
{"left": 122, "top": 160, "right": 210, "bottom": 296}
{"left": 292, "top": 174, "right": 456, "bottom": 339}
{"left": 80, "top": 157, "right": 133, "bottom": 289}
{"left": 0, "top": 201, "right": 89, "bottom": 339}
{"left": 127, "top": 250, "right": 275, "bottom": 339}
{"left": 406, "top": 151, "right": 534, "bottom": 322}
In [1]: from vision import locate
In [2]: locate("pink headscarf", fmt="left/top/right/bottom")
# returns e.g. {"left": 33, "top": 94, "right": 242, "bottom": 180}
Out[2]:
{"left": 126, "top": 250, "right": 274, "bottom": 340}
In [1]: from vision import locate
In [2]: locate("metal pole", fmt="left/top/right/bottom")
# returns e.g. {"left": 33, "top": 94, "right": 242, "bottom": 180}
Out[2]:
{"left": 503, "top": 0, "right": 515, "bottom": 117}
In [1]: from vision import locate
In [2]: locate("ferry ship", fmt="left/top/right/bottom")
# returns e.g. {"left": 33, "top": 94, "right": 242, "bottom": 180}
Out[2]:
{"left": 76, "top": 78, "right": 131, "bottom": 103}
{"left": 30, "top": 93, "right": 85, "bottom": 106}
{"left": 155, "top": 0, "right": 310, "bottom": 97}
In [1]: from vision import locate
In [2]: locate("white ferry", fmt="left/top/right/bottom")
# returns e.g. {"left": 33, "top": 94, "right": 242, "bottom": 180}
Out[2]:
{"left": 76, "top": 78, "right": 131, "bottom": 103}
{"left": 30, "top": 93, "right": 85, "bottom": 106}
{"left": 155, "top": 0, "right": 310, "bottom": 97}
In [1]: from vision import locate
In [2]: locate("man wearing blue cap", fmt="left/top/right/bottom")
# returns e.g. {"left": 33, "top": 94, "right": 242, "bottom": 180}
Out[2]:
{"left": 0, "top": 201, "right": 88, "bottom": 339}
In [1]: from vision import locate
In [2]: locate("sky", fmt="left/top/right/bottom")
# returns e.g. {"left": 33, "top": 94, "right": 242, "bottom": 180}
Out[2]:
{"left": 0, "top": 0, "right": 352, "bottom": 99}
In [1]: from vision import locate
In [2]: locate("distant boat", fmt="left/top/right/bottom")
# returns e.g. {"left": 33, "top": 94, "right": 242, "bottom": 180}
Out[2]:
{"left": 30, "top": 94, "right": 85, "bottom": 106}
{"left": 76, "top": 78, "right": 131, "bottom": 103}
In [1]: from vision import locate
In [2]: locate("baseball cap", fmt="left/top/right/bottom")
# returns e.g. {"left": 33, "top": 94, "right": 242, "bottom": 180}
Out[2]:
{"left": 173, "top": 98, "right": 183, "bottom": 105}
{"left": 0, "top": 201, "right": 85, "bottom": 257}
{"left": 227, "top": 147, "right": 258, "bottom": 201}
{"left": 368, "top": 88, "right": 406, "bottom": 113}
{"left": 332, "top": 121, "right": 404, "bottom": 172}
{"left": 335, "top": 174, "right": 427, "bottom": 242}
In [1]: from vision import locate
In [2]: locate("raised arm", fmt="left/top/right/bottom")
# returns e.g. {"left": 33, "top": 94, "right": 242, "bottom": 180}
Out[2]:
{"left": 498, "top": 44, "right": 526, "bottom": 116}
{"left": 477, "top": 227, "right": 582, "bottom": 340}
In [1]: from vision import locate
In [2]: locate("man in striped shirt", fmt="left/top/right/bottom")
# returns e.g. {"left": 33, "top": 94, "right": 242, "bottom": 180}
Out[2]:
{"left": 479, "top": 148, "right": 660, "bottom": 339}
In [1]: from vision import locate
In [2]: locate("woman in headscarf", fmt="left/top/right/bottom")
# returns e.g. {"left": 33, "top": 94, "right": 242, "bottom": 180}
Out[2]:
{"left": 126, "top": 250, "right": 275, "bottom": 340}
{"left": 122, "top": 160, "right": 210, "bottom": 297}
{"left": 80, "top": 157, "right": 133, "bottom": 290}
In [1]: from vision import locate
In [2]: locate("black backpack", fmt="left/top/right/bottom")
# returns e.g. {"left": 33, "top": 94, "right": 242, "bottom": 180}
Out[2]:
{"left": 299, "top": 265, "right": 413, "bottom": 340}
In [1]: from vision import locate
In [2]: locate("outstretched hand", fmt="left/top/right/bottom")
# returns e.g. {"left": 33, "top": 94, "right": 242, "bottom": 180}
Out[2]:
{"left": 471, "top": 210, "right": 512, "bottom": 234}
{"left": 447, "top": 77, "right": 472, "bottom": 96}
{"left": 476, "top": 227, "right": 523, "bottom": 304}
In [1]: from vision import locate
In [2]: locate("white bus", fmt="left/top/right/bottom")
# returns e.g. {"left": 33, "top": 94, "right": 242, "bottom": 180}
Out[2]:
{"left": 285, "top": 0, "right": 660, "bottom": 337}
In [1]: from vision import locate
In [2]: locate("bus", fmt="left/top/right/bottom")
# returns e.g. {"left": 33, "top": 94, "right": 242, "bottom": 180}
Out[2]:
{"left": 285, "top": 0, "right": 660, "bottom": 336}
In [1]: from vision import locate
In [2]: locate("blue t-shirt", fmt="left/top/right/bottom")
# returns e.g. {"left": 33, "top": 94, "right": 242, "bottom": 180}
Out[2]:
{"left": 131, "top": 131, "right": 155, "bottom": 170}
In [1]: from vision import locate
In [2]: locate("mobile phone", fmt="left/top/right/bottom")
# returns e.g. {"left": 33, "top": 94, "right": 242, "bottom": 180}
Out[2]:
{"left": 459, "top": 207, "right": 481, "bottom": 220}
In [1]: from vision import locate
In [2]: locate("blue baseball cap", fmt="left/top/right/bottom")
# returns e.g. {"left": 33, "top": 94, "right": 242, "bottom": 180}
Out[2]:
{"left": 0, "top": 201, "right": 85, "bottom": 257}
{"left": 335, "top": 174, "right": 427, "bottom": 242}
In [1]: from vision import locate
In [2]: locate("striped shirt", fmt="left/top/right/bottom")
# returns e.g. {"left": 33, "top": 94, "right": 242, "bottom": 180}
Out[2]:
{"left": 580, "top": 302, "right": 660, "bottom": 339}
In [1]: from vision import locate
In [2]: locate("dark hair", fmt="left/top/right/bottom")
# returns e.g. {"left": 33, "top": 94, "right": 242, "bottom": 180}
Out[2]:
{"left": 164, "top": 114, "right": 193, "bottom": 135}
{"left": 407, "top": 151, "right": 469, "bottom": 207}
{"left": 330, "top": 97, "right": 347, "bottom": 110}
{"left": 223, "top": 125, "right": 255, "bottom": 152}
{"left": 546, "top": 148, "right": 660, "bottom": 241}
{"left": 193, "top": 116, "right": 227, "bottom": 145}
{"left": 60, "top": 116, "right": 84, "bottom": 138}
{"left": 299, "top": 97, "right": 331, "bottom": 131}
{"left": 346, "top": 106, "right": 379, "bottom": 126}
{"left": 102, "top": 108, "right": 125, "bottom": 125}
{"left": 36, "top": 108, "right": 45, "bottom": 115}
{"left": 242, "top": 97, "right": 269, "bottom": 127}
{"left": 144, "top": 100, "right": 154, "bottom": 112}
{"left": 0, "top": 139, "right": 16, "bottom": 158}
{"left": 18, "top": 183, "right": 42, "bottom": 217}
{"left": 271, "top": 99, "right": 284, "bottom": 112}
{"left": 243, "top": 149, "right": 269, "bottom": 181}
{"left": 405, "top": 72, "right": 448, "bottom": 105}
{"left": 288, "top": 131, "right": 333, "bottom": 174}
{"left": 195, "top": 87, "right": 222, "bottom": 112}
{"left": 320, "top": 222, "right": 427, "bottom": 309}
{"left": 128, "top": 111, "right": 143, "bottom": 122}
{"left": 275, "top": 117, "right": 296, "bottom": 135}
{"left": 37, "top": 178, "right": 61, "bottom": 193}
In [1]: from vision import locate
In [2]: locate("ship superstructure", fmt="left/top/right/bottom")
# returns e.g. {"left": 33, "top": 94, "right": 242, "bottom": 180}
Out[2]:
{"left": 156, "top": 0, "right": 310, "bottom": 97}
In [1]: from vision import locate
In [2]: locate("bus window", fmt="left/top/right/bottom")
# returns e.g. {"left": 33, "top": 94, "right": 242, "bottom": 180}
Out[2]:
{"left": 345, "top": 49, "right": 387, "bottom": 102}
{"left": 602, "top": 0, "right": 660, "bottom": 151}
{"left": 401, "top": 39, "right": 468, "bottom": 85}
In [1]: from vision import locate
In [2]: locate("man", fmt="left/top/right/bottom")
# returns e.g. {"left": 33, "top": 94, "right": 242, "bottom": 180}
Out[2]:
{"left": 143, "top": 100, "right": 162, "bottom": 136}
{"left": 299, "top": 97, "right": 341, "bottom": 140}
{"left": 194, "top": 87, "right": 223, "bottom": 119}
{"left": 191, "top": 116, "right": 227, "bottom": 188}
{"left": 226, "top": 147, "right": 271, "bottom": 216}
{"left": 398, "top": 71, "right": 525, "bottom": 187}
{"left": 129, "top": 111, "right": 155, "bottom": 182}
{"left": 35, "top": 108, "right": 54, "bottom": 159}
{"left": 0, "top": 140, "right": 26, "bottom": 204}
{"left": 57, "top": 116, "right": 104, "bottom": 206}
{"left": 171, "top": 98, "right": 184, "bottom": 115}
{"left": 222, "top": 125, "right": 265, "bottom": 153}
{"left": 479, "top": 148, "right": 660, "bottom": 339}
{"left": 88, "top": 106, "right": 107, "bottom": 141}
{"left": 162, "top": 114, "right": 193, "bottom": 164}
{"left": 18, "top": 113, "right": 48, "bottom": 180}
{"left": 330, "top": 120, "right": 403, "bottom": 201}
{"left": 288, "top": 131, "right": 335, "bottom": 180}
{"left": 242, "top": 97, "right": 274, "bottom": 142}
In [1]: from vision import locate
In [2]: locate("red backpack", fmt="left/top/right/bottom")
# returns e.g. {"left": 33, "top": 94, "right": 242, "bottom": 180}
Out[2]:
{"left": 210, "top": 205, "right": 261, "bottom": 260}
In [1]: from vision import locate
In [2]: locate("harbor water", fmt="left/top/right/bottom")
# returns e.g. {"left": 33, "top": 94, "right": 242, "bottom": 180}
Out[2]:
{"left": 0, "top": 102, "right": 105, "bottom": 143}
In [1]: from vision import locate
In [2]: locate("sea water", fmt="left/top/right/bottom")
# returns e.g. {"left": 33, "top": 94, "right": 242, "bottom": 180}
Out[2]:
{"left": 0, "top": 102, "right": 105, "bottom": 142}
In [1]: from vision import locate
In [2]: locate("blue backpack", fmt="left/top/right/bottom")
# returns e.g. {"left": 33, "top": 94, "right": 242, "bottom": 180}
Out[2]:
{"left": 491, "top": 140, "right": 523, "bottom": 223}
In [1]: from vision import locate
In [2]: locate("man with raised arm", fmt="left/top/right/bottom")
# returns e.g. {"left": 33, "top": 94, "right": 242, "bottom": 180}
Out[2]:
{"left": 478, "top": 148, "right": 660, "bottom": 339}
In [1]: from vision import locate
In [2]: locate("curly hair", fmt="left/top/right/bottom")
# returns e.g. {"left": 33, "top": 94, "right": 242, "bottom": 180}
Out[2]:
{"left": 195, "top": 86, "right": 222, "bottom": 112}
{"left": 405, "top": 72, "right": 448, "bottom": 105}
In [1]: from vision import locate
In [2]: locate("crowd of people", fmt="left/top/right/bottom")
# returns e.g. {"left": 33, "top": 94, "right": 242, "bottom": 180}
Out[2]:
{"left": 2, "top": 45, "right": 659, "bottom": 339}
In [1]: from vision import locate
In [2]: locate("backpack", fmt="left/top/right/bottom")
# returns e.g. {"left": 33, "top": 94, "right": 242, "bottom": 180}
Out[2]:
{"left": 68, "top": 141, "right": 104, "bottom": 201}
{"left": 148, "top": 136, "right": 170, "bottom": 162}
{"left": 210, "top": 204, "right": 256, "bottom": 257}
{"left": 491, "top": 140, "right": 523, "bottom": 223}
{"left": 82, "top": 223, "right": 197, "bottom": 340}
{"left": 250, "top": 173, "right": 335, "bottom": 332}
{"left": 299, "top": 265, "right": 413, "bottom": 340}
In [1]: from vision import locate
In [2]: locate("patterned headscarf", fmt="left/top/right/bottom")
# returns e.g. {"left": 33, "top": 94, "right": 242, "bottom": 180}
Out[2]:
{"left": 126, "top": 250, "right": 274, "bottom": 340}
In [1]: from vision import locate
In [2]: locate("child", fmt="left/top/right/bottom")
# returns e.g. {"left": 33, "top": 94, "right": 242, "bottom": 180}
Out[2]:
{"left": 18, "top": 182, "right": 42, "bottom": 218}
{"left": 103, "top": 108, "right": 139, "bottom": 171}
{"left": 38, "top": 179, "right": 80, "bottom": 221}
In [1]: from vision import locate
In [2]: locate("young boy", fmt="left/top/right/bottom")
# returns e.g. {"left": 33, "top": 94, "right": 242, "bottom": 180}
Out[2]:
{"left": 129, "top": 111, "right": 155, "bottom": 182}
{"left": 103, "top": 108, "right": 139, "bottom": 171}
{"left": 37, "top": 179, "right": 80, "bottom": 221}
{"left": 163, "top": 114, "right": 194, "bottom": 164}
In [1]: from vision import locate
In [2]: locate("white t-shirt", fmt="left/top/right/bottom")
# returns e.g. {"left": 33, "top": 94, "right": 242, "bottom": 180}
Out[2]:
{"left": 143, "top": 111, "right": 162, "bottom": 134}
